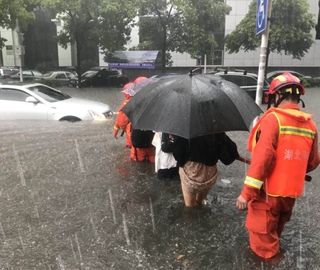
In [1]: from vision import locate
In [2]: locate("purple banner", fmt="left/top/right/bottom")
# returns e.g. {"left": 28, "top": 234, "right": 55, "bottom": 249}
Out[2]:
{"left": 108, "top": 62, "right": 155, "bottom": 69}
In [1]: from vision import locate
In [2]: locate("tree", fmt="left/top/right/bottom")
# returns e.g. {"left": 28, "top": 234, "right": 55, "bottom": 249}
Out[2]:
{"left": 43, "top": 0, "right": 137, "bottom": 85}
{"left": 0, "top": 0, "right": 40, "bottom": 47}
{"left": 98, "top": 0, "right": 137, "bottom": 54}
{"left": 135, "top": 0, "right": 182, "bottom": 70}
{"left": 225, "top": 0, "right": 315, "bottom": 60}
{"left": 175, "top": 0, "right": 231, "bottom": 65}
{"left": 316, "top": 0, "right": 320, "bottom": 39}
{"left": 136, "top": 0, "right": 231, "bottom": 70}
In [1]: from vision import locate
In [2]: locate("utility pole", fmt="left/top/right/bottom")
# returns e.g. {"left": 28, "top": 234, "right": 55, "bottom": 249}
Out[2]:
{"left": 255, "top": 0, "right": 272, "bottom": 107}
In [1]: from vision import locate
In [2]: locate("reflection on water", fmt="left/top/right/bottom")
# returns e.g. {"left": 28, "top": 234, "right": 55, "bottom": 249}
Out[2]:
{"left": 0, "top": 87, "right": 320, "bottom": 269}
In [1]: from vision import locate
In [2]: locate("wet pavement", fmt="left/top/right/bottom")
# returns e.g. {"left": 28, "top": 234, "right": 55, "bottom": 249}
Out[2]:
{"left": 0, "top": 86, "right": 320, "bottom": 269}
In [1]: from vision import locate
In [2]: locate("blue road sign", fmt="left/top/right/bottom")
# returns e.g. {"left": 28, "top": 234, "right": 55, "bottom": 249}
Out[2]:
{"left": 256, "top": 0, "right": 268, "bottom": 35}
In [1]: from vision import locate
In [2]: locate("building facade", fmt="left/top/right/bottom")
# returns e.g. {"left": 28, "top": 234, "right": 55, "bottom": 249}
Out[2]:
{"left": 1, "top": 1, "right": 319, "bottom": 71}
{"left": 0, "top": 27, "right": 23, "bottom": 67}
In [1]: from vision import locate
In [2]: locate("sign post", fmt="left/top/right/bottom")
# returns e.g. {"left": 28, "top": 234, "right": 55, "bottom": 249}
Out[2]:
{"left": 256, "top": 0, "right": 268, "bottom": 35}
{"left": 255, "top": 0, "right": 272, "bottom": 107}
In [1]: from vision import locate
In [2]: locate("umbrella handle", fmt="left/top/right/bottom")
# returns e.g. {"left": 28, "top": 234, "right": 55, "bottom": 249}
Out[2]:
{"left": 237, "top": 155, "right": 251, "bottom": 165}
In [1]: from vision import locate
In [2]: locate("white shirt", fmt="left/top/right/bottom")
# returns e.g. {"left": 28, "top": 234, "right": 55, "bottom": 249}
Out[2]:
{"left": 152, "top": 132, "right": 177, "bottom": 172}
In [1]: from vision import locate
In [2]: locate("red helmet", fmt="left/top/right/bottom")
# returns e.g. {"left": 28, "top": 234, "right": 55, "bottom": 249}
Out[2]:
{"left": 121, "top": 82, "right": 134, "bottom": 99}
{"left": 133, "top": 76, "right": 148, "bottom": 84}
{"left": 268, "top": 72, "right": 305, "bottom": 95}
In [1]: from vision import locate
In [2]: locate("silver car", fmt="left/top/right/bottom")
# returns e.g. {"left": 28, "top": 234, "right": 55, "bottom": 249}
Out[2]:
{"left": 0, "top": 83, "right": 112, "bottom": 121}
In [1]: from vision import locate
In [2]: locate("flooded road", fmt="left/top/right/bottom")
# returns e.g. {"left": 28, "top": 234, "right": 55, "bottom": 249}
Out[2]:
{"left": 0, "top": 87, "right": 320, "bottom": 269}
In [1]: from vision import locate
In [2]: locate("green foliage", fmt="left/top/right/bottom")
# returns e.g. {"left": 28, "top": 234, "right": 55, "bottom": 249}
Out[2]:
{"left": 0, "top": 0, "right": 40, "bottom": 29}
{"left": 135, "top": 0, "right": 182, "bottom": 69}
{"left": 41, "top": 0, "right": 138, "bottom": 83}
{"left": 98, "top": 0, "right": 137, "bottom": 54}
{"left": 0, "top": 0, "right": 41, "bottom": 48}
{"left": 136, "top": 0, "right": 231, "bottom": 69}
{"left": 225, "top": 0, "right": 315, "bottom": 59}
{"left": 176, "top": 0, "right": 231, "bottom": 61}
{"left": 42, "top": 0, "right": 137, "bottom": 54}
{"left": 43, "top": 0, "right": 99, "bottom": 48}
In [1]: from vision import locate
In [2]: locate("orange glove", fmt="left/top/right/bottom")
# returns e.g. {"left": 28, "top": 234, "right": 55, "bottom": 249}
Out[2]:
{"left": 113, "top": 126, "right": 120, "bottom": 138}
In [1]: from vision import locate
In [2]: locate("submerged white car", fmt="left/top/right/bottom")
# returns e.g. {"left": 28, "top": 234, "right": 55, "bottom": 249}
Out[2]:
{"left": 0, "top": 83, "right": 112, "bottom": 121}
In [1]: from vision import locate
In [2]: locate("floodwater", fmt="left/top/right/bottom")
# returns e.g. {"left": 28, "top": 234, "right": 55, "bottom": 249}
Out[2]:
{"left": 0, "top": 87, "right": 320, "bottom": 269}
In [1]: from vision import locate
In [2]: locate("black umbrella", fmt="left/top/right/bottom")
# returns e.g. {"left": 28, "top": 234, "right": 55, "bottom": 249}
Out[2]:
{"left": 122, "top": 74, "right": 262, "bottom": 139}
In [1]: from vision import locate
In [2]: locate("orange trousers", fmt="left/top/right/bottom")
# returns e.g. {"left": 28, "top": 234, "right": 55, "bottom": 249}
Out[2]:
{"left": 246, "top": 195, "right": 295, "bottom": 259}
{"left": 130, "top": 146, "right": 155, "bottom": 163}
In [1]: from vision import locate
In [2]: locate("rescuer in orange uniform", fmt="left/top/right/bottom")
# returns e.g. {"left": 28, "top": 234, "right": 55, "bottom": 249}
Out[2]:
{"left": 236, "top": 72, "right": 320, "bottom": 260}
{"left": 128, "top": 76, "right": 155, "bottom": 162}
{"left": 114, "top": 77, "right": 155, "bottom": 162}
{"left": 113, "top": 82, "right": 134, "bottom": 148}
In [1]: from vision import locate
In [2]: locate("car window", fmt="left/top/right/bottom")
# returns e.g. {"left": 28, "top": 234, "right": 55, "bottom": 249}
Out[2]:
{"left": 244, "top": 77, "right": 257, "bottom": 86}
{"left": 27, "top": 85, "right": 71, "bottom": 102}
{"left": 96, "top": 71, "right": 104, "bottom": 78}
{"left": 23, "top": 71, "right": 33, "bottom": 76}
{"left": 1, "top": 69, "right": 18, "bottom": 76}
{"left": 66, "top": 72, "right": 75, "bottom": 79}
{"left": 0, "top": 88, "right": 31, "bottom": 102}
{"left": 33, "top": 71, "right": 42, "bottom": 76}
{"left": 43, "top": 72, "right": 53, "bottom": 77}
{"left": 55, "top": 73, "right": 67, "bottom": 79}
{"left": 106, "top": 70, "right": 119, "bottom": 75}
{"left": 220, "top": 75, "right": 243, "bottom": 86}
{"left": 82, "top": 70, "right": 97, "bottom": 78}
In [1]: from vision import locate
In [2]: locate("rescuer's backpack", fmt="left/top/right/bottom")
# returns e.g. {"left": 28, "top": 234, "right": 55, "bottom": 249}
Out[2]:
{"left": 131, "top": 129, "right": 154, "bottom": 148}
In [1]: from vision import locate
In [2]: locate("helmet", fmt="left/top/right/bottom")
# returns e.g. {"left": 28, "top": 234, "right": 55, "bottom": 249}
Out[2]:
{"left": 133, "top": 76, "right": 148, "bottom": 84}
{"left": 121, "top": 82, "right": 135, "bottom": 98}
{"left": 268, "top": 72, "right": 305, "bottom": 96}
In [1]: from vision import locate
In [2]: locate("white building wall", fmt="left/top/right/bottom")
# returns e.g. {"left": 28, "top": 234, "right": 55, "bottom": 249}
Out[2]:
{"left": 224, "top": 0, "right": 320, "bottom": 67}
{"left": 57, "top": 45, "right": 72, "bottom": 67}
{"left": 126, "top": 17, "right": 140, "bottom": 49}
{"left": 169, "top": 51, "right": 197, "bottom": 67}
{"left": 98, "top": 49, "right": 108, "bottom": 67}
{"left": 0, "top": 27, "right": 23, "bottom": 66}
{"left": 0, "top": 27, "right": 15, "bottom": 66}
{"left": 54, "top": 19, "right": 73, "bottom": 67}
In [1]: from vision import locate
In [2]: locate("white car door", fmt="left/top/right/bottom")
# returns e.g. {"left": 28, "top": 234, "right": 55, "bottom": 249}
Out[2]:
{"left": 0, "top": 88, "right": 48, "bottom": 120}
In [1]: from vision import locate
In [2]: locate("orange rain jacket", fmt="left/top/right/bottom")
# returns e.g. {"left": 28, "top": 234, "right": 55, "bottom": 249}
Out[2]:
{"left": 114, "top": 98, "right": 132, "bottom": 147}
{"left": 241, "top": 102, "right": 320, "bottom": 201}
{"left": 114, "top": 97, "right": 155, "bottom": 162}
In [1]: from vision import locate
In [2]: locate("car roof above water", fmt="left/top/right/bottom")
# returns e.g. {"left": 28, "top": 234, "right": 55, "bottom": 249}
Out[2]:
{"left": 0, "top": 82, "right": 50, "bottom": 89}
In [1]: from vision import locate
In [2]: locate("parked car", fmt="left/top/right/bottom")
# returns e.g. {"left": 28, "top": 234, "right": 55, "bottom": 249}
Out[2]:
{"left": 70, "top": 68, "right": 129, "bottom": 87}
{"left": 38, "top": 71, "right": 77, "bottom": 86}
{"left": 9, "top": 69, "right": 43, "bottom": 81}
{"left": 212, "top": 70, "right": 270, "bottom": 104}
{"left": 0, "top": 83, "right": 112, "bottom": 121}
{"left": 0, "top": 67, "right": 19, "bottom": 79}
{"left": 266, "top": 70, "right": 312, "bottom": 83}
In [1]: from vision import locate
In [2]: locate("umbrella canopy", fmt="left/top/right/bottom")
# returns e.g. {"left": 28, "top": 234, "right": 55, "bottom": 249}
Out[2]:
{"left": 122, "top": 74, "right": 262, "bottom": 139}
